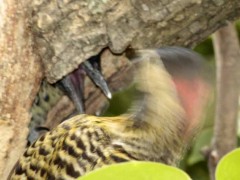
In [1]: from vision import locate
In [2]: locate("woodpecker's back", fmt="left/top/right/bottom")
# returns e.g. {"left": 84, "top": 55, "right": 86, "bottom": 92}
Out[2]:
{"left": 9, "top": 47, "right": 209, "bottom": 180}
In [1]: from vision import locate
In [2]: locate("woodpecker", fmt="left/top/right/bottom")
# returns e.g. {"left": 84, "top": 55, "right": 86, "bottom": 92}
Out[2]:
{"left": 9, "top": 47, "right": 210, "bottom": 179}
{"left": 28, "top": 54, "right": 111, "bottom": 144}
{"left": 59, "top": 54, "right": 112, "bottom": 114}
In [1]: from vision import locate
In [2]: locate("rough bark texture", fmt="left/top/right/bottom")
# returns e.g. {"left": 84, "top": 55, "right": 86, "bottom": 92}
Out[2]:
{"left": 0, "top": 0, "right": 240, "bottom": 179}
{"left": 208, "top": 23, "right": 240, "bottom": 180}
{"left": 31, "top": 0, "right": 240, "bottom": 83}
{"left": 0, "top": 0, "right": 43, "bottom": 179}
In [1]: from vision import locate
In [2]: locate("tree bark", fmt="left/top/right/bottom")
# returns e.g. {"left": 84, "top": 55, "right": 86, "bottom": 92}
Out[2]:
{"left": 0, "top": 0, "right": 43, "bottom": 178}
{"left": 0, "top": 0, "right": 240, "bottom": 179}
{"left": 208, "top": 22, "right": 240, "bottom": 180}
{"left": 30, "top": 0, "right": 240, "bottom": 83}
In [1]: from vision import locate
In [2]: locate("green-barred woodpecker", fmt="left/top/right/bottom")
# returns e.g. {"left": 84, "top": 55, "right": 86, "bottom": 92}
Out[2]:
{"left": 10, "top": 47, "right": 210, "bottom": 179}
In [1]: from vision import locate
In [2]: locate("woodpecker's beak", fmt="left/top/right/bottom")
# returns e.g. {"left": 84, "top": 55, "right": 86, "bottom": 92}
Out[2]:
{"left": 59, "top": 55, "right": 111, "bottom": 113}
{"left": 60, "top": 67, "right": 85, "bottom": 113}
{"left": 82, "top": 60, "right": 112, "bottom": 99}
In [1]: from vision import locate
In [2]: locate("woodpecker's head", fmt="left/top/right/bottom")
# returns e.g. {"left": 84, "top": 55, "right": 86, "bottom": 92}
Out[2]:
{"left": 157, "top": 47, "right": 211, "bottom": 141}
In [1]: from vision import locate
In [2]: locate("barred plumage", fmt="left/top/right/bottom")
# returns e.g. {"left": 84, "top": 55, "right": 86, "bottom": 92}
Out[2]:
{"left": 28, "top": 81, "right": 64, "bottom": 144}
{"left": 9, "top": 47, "right": 209, "bottom": 179}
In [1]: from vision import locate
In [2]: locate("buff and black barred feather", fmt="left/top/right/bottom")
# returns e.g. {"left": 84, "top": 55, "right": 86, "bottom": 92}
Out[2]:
{"left": 9, "top": 48, "right": 206, "bottom": 179}
{"left": 28, "top": 81, "right": 64, "bottom": 144}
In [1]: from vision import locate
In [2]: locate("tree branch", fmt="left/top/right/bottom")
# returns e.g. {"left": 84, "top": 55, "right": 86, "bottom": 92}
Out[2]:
{"left": 31, "top": 0, "right": 240, "bottom": 83}
{"left": 208, "top": 22, "right": 240, "bottom": 180}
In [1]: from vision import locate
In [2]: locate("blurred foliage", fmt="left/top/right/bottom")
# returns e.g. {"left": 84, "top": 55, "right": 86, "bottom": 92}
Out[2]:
{"left": 78, "top": 162, "right": 191, "bottom": 180}
{"left": 103, "top": 85, "right": 136, "bottom": 116}
{"left": 194, "top": 37, "right": 214, "bottom": 58}
{"left": 101, "top": 20, "right": 240, "bottom": 180}
{"left": 236, "top": 20, "right": 240, "bottom": 39}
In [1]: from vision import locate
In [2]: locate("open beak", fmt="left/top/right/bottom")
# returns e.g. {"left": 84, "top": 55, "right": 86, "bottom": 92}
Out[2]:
{"left": 59, "top": 54, "right": 111, "bottom": 113}
{"left": 60, "top": 67, "right": 85, "bottom": 113}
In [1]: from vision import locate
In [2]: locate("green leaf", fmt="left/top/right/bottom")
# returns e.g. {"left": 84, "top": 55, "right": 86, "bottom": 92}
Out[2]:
{"left": 187, "top": 128, "right": 213, "bottom": 165}
{"left": 78, "top": 161, "right": 191, "bottom": 180}
{"left": 216, "top": 148, "right": 240, "bottom": 180}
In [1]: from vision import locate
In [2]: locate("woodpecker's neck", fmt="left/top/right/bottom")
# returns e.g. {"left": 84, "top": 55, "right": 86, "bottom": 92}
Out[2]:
{"left": 106, "top": 51, "right": 186, "bottom": 164}
{"left": 106, "top": 48, "right": 209, "bottom": 165}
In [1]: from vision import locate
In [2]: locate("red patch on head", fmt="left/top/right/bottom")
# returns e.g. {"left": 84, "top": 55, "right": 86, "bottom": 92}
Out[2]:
{"left": 173, "top": 78, "right": 209, "bottom": 138}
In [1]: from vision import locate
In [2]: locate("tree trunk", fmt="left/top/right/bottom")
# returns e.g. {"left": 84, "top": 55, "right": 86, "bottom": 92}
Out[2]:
{"left": 0, "top": 0, "right": 43, "bottom": 178}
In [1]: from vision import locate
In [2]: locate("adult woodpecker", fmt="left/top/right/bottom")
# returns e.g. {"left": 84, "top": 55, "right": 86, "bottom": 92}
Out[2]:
{"left": 9, "top": 47, "right": 210, "bottom": 179}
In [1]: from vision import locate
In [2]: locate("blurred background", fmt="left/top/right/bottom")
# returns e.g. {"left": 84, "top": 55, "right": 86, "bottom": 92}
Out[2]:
{"left": 101, "top": 20, "right": 240, "bottom": 180}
